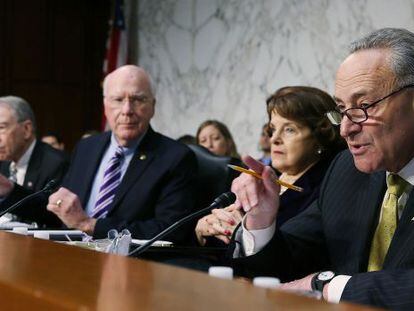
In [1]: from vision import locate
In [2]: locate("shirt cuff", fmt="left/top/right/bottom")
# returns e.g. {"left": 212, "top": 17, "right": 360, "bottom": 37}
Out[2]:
{"left": 327, "top": 275, "right": 351, "bottom": 303}
{"left": 241, "top": 214, "right": 276, "bottom": 256}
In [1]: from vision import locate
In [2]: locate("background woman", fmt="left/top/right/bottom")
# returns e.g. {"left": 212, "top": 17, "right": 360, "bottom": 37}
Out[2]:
{"left": 196, "top": 120, "right": 240, "bottom": 159}
{"left": 195, "top": 86, "right": 345, "bottom": 246}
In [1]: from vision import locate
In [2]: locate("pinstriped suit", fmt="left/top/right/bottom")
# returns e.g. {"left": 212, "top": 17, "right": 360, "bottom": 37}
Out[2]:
{"left": 233, "top": 150, "right": 414, "bottom": 309}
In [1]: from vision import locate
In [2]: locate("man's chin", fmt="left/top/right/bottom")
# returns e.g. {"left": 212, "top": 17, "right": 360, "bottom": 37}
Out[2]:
{"left": 353, "top": 157, "right": 381, "bottom": 173}
{"left": 116, "top": 131, "right": 143, "bottom": 144}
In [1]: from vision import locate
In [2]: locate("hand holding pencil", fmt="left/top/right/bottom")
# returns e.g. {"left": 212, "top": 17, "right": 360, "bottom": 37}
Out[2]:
{"left": 228, "top": 165, "right": 303, "bottom": 192}
{"left": 230, "top": 156, "right": 283, "bottom": 228}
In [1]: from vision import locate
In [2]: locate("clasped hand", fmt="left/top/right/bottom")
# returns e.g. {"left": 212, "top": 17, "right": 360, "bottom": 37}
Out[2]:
{"left": 0, "top": 174, "right": 14, "bottom": 197}
{"left": 195, "top": 204, "right": 243, "bottom": 245}
{"left": 47, "top": 187, "right": 96, "bottom": 234}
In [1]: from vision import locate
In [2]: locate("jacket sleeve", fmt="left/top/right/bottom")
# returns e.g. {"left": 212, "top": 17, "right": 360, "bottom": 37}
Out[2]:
{"left": 341, "top": 269, "right": 414, "bottom": 309}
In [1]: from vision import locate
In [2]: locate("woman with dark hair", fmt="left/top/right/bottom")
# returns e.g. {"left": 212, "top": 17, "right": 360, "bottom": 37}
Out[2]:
{"left": 196, "top": 120, "right": 240, "bottom": 159}
{"left": 195, "top": 86, "right": 346, "bottom": 246}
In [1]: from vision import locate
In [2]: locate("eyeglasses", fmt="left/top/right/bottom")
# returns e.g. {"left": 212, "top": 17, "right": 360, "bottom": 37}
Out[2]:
{"left": 326, "top": 84, "right": 414, "bottom": 125}
{"left": 0, "top": 120, "right": 27, "bottom": 134}
{"left": 105, "top": 94, "right": 154, "bottom": 108}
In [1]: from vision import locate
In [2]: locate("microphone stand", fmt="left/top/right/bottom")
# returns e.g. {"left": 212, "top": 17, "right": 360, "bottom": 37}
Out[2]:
{"left": 0, "top": 180, "right": 56, "bottom": 219}
{"left": 129, "top": 192, "right": 236, "bottom": 256}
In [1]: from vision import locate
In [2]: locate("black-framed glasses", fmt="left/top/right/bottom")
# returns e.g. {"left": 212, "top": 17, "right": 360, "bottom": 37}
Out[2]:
{"left": 326, "top": 83, "right": 414, "bottom": 125}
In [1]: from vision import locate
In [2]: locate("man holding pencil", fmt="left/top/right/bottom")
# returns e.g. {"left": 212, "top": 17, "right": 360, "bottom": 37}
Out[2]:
{"left": 230, "top": 28, "right": 414, "bottom": 309}
{"left": 47, "top": 65, "right": 197, "bottom": 243}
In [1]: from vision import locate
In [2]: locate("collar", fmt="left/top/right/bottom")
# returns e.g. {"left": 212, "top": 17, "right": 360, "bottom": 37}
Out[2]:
{"left": 110, "top": 128, "right": 147, "bottom": 155}
{"left": 15, "top": 139, "right": 36, "bottom": 169}
{"left": 393, "top": 157, "right": 414, "bottom": 186}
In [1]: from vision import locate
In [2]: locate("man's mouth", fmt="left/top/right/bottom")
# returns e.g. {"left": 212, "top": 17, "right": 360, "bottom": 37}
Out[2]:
{"left": 348, "top": 143, "right": 369, "bottom": 156}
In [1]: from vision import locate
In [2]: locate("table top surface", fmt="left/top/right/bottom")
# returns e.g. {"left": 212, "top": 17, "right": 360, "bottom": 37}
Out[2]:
{"left": 0, "top": 231, "right": 381, "bottom": 310}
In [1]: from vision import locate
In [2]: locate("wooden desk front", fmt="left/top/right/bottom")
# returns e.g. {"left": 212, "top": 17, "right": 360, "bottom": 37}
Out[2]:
{"left": 0, "top": 232, "right": 379, "bottom": 310}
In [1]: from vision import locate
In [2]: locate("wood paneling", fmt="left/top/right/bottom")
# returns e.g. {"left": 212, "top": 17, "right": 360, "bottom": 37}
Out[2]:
{"left": 0, "top": 0, "right": 110, "bottom": 150}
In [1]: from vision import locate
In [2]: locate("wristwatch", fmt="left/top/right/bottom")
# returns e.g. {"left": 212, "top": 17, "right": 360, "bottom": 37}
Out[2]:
{"left": 311, "top": 271, "right": 336, "bottom": 292}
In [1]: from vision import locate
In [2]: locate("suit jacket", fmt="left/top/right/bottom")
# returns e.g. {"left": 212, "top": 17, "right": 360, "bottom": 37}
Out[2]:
{"left": 233, "top": 150, "right": 414, "bottom": 309}
{"left": 276, "top": 157, "right": 333, "bottom": 227}
{"left": 62, "top": 127, "right": 197, "bottom": 242}
{"left": 0, "top": 140, "right": 70, "bottom": 227}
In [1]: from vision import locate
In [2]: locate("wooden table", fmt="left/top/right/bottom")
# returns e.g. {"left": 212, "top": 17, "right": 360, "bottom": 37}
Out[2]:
{"left": 0, "top": 232, "right": 380, "bottom": 310}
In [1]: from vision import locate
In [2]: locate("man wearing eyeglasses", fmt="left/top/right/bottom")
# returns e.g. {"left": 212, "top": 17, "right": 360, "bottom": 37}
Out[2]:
{"left": 46, "top": 65, "right": 197, "bottom": 243}
{"left": 0, "top": 96, "right": 69, "bottom": 227}
{"left": 230, "top": 28, "right": 414, "bottom": 309}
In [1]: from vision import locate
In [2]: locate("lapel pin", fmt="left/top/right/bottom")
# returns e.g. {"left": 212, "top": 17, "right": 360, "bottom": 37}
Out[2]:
{"left": 27, "top": 181, "right": 33, "bottom": 188}
{"left": 139, "top": 154, "right": 147, "bottom": 161}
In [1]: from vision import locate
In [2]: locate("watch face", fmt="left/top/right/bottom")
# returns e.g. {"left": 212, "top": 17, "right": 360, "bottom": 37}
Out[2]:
{"left": 318, "top": 271, "right": 335, "bottom": 281}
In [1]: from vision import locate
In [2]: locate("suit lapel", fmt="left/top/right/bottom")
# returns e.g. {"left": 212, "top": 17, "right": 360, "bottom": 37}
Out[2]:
{"left": 385, "top": 187, "right": 414, "bottom": 267}
{"left": 356, "top": 171, "right": 386, "bottom": 271}
{"left": 107, "top": 128, "right": 158, "bottom": 214}
{"left": 77, "top": 133, "right": 111, "bottom": 204}
{"left": 23, "top": 141, "right": 42, "bottom": 190}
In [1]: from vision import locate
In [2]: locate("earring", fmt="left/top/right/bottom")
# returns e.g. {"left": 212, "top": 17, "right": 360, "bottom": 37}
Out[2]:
{"left": 317, "top": 148, "right": 323, "bottom": 155}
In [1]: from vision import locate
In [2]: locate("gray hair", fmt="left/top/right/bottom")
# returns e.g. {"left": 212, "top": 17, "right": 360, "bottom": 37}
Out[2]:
{"left": 349, "top": 28, "right": 414, "bottom": 86}
{"left": 0, "top": 96, "right": 37, "bottom": 133}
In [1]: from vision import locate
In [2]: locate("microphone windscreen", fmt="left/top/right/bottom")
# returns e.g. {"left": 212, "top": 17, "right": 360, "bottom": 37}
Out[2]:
{"left": 42, "top": 180, "right": 57, "bottom": 194}
{"left": 213, "top": 192, "right": 236, "bottom": 208}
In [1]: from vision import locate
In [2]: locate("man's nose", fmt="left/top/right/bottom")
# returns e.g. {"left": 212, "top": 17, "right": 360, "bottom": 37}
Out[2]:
{"left": 340, "top": 115, "right": 361, "bottom": 138}
{"left": 120, "top": 98, "right": 134, "bottom": 114}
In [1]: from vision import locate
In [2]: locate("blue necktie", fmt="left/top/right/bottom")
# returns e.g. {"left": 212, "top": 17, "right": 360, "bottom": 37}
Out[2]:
{"left": 92, "top": 146, "right": 124, "bottom": 219}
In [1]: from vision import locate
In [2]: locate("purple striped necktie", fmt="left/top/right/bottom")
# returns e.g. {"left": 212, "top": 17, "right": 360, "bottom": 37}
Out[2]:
{"left": 92, "top": 146, "right": 124, "bottom": 219}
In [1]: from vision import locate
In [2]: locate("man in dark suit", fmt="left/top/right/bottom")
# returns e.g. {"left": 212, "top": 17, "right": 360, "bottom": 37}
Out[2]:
{"left": 0, "top": 96, "right": 69, "bottom": 227}
{"left": 230, "top": 28, "right": 414, "bottom": 309}
{"left": 47, "top": 65, "right": 196, "bottom": 243}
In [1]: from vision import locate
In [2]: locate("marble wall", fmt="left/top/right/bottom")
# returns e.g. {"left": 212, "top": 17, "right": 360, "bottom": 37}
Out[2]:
{"left": 131, "top": 0, "right": 414, "bottom": 157}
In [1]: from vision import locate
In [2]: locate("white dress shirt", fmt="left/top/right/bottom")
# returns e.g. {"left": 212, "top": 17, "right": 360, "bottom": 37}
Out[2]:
{"left": 11, "top": 139, "right": 36, "bottom": 186}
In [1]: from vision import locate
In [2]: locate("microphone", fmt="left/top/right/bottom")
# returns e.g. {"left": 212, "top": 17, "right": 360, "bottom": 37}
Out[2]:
{"left": 0, "top": 179, "right": 57, "bottom": 219}
{"left": 129, "top": 191, "right": 236, "bottom": 256}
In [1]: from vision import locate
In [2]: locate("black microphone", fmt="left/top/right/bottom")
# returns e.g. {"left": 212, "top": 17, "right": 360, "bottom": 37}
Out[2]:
{"left": 0, "top": 179, "right": 57, "bottom": 219}
{"left": 129, "top": 191, "right": 236, "bottom": 256}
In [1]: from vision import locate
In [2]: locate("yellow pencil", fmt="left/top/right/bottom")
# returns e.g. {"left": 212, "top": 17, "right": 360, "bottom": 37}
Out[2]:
{"left": 228, "top": 164, "right": 303, "bottom": 192}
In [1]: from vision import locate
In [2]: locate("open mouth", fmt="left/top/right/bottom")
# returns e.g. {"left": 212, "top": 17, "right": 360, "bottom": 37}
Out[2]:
{"left": 348, "top": 143, "right": 369, "bottom": 155}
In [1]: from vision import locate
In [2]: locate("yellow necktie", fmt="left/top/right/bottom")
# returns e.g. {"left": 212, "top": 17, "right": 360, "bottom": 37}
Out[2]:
{"left": 368, "top": 174, "right": 408, "bottom": 271}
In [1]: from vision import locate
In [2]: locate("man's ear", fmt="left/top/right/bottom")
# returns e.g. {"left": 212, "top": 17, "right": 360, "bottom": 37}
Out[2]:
{"left": 22, "top": 120, "right": 34, "bottom": 139}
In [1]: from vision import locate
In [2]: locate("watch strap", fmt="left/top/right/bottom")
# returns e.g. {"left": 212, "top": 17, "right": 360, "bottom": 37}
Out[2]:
{"left": 311, "top": 271, "right": 336, "bottom": 292}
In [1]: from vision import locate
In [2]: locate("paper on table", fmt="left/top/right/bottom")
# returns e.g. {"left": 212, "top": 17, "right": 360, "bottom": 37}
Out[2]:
{"left": 0, "top": 213, "right": 37, "bottom": 229}
{"left": 131, "top": 239, "right": 173, "bottom": 247}
{"left": 0, "top": 222, "right": 37, "bottom": 229}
